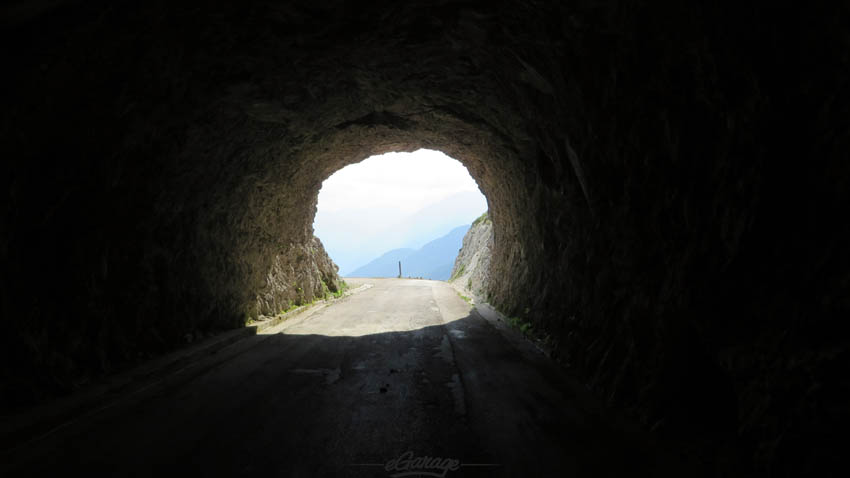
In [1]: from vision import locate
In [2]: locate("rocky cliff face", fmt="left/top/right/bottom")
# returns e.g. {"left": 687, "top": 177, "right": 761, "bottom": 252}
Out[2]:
{"left": 255, "top": 237, "right": 342, "bottom": 318}
{"left": 450, "top": 214, "right": 493, "bottom": 302}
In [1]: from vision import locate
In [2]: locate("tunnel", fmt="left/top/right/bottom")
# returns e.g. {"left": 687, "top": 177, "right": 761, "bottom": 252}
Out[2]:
{"left": 1, "top": 1, "right": 848, "bottom": 476}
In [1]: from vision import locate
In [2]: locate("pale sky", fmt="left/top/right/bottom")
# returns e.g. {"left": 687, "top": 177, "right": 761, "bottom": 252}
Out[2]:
{"left": 313, "top": 149, "right": 488, "bottom": 275}
{"left": 316, "top": 149, "right": 482, "bottom": 214}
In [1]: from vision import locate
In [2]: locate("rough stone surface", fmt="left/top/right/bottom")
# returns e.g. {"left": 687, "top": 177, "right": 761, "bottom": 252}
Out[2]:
{"left": 255, "top": 236, "right": 342, "bottom": 318}
{"left": 449, "top": 214, "right": 493, "bottom": 302}
{"left": 1, "top": 1, "right": 849, "bottom": 475}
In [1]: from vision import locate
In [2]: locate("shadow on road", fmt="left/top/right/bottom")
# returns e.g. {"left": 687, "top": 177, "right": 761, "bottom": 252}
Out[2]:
{"left": 3, "top": 314, "right": 682, "bottom": 477}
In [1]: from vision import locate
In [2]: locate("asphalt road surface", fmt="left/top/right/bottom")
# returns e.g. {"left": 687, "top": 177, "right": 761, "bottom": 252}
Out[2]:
{"left": 2, "top": 278, "right": 679, "bottom": 477}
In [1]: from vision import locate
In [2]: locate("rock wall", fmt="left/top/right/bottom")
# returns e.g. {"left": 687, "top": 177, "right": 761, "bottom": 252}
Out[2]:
{"left": 255, "top": 237, "right": 342, "bottom": 318}
{"left": 449, "top": 213, "right": 493, "bottom": 302}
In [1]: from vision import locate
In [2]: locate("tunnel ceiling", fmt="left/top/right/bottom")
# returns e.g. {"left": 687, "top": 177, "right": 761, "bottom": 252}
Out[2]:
{"left": 2, "top": 1, "right": 849, "bottom": 475}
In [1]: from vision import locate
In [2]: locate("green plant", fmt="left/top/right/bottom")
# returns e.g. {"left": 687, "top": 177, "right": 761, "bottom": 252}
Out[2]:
{"left": 472, "top": 211, "right": 490, "bottom": 226}
{"left": 507, "top": 316, "right": 535, "bottom": 338}
{"left": 279, "top": 299, "right": 297, "bottom": 315}
{"left": 456, "top": 292, "right": 472, "bottom": 304}
{"left": 332, "top": 282, "right": 347, "bottom": 298}
{"left": 450, "top": 264, "right": 466, "bottom": 281}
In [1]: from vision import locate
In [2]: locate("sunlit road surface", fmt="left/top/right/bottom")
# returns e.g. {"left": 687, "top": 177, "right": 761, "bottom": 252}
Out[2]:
{"left": 2, "top": 278, "right": 667, "bottom": 477}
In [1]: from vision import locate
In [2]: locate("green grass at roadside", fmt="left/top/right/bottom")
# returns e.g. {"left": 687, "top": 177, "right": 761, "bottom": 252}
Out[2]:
{"left": 456, "top": 291, "right": 472, "bottom": 304}
{"left": 245, "top": 279, "right": 349, "bottom": 326}
{"left": 450, "top": 264, "right": 466, "bottom": 281}
{"left": 506, "top": 315, "right": 534, "bottom": 337}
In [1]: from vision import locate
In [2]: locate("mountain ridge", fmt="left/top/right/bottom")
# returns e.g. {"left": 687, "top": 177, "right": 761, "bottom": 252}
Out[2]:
{"left": 348, "top": 225, "right": 470, "bottom": 279}
{"left": 314, "top": 191, "right": 486, "bottom": 275}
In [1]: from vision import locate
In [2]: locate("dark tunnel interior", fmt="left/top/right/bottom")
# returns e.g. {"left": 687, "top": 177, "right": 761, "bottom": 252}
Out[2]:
{"left": 1, "top": 1, "right": 849, "bottom": 476}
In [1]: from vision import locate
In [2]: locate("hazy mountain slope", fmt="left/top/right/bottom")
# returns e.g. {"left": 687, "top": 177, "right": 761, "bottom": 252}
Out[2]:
{"left": 347, "top": 248, "right": 414, "bottom": 278}
{"left": 426, "top": 262, "right": 454, "bottom": 281}
{"left": 348, "top": 225, "right": 470, "bottom": 279}
{"left": 387, "top": 192, "right": 486, "bottom": 249}
{"left": 312, "top": 206, "right": 409, "bottom": 275}
{"left": 314, "top": 192, "right": 486, "bottom": 274}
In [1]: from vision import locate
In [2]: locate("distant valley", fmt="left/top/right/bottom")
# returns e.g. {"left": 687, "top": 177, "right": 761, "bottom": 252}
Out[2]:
{"left": 348, "top": 225, "right": 470, "bottom": 280}
{"left": 314, "top": 190, "right": 486, "bottom": 275}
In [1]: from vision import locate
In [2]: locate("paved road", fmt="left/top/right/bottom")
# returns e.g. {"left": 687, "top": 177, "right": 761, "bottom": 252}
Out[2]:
{"left": 2, "top": 279, "right": 673, "bottom": 477}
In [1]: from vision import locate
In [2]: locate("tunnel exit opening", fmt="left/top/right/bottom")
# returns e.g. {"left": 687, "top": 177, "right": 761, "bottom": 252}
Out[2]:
{"left": 312, "top": 149, "right": 488, "bottom": 281}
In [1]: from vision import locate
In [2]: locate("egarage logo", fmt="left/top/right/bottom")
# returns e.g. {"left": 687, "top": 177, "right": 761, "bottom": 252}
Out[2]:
{"left": 350, "top": 450, "right": 499, "bottom": 477}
